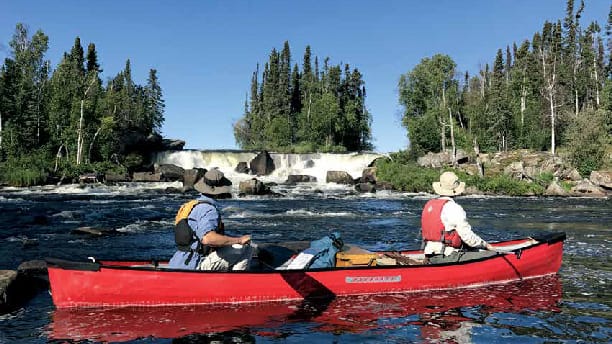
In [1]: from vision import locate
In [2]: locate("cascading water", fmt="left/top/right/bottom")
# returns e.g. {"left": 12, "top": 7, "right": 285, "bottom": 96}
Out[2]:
{"left": 152, "top": 150, "right": 385, "bottom": 185}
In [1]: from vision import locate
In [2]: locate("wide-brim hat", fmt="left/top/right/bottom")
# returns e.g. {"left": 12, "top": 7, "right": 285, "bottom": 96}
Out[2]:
{"left": 194, "top": 169, "right": 232, "bottom": 195}
{"left": 432, "top": 171, "right": 465, "bottom": 196}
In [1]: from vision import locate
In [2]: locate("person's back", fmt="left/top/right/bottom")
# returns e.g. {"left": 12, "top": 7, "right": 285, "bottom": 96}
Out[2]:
{"left": 421, "top": 172, "right": 495, "bottom": 263}
{"left": 168, "top": 169, "right": 252, "bottom": 271}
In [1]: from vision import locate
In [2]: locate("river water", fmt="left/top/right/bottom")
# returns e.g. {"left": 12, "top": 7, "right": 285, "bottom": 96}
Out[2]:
{"left": 0, "top": 182, "right": 610, "bottom": 343}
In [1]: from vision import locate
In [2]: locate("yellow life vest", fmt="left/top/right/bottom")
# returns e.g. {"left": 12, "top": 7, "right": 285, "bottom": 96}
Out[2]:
{"left": 174, "top": 199, "right": 223, "bottom": 253}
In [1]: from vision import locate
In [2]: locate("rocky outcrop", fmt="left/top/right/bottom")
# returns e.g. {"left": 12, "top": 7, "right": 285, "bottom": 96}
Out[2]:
{"left": 361, "top": 167, "right": 377, "bottom": 184}
{"left": 132, "top": 172, "right": 162, "bottom": 182}
{"left": 355, "top": 183, "right": 376, "bottom": 193}
{"left": 572, "top": 179, "right": 606, "bottom": 196}
{"left": 161, "top": 139, "right": 185, "bottom": 151}
{"left": 286, "top": 175, "right": 317, "bottom": 183}
{"left": 249, "top": 151, "right": 275, "bottom": 176}
{"left": 235, "top": 162, "right": 250, "bottom": 174}
{"left": 0, "top": 270, "right": 18, "bottom": 313}
{"left": 326, "top": 171, "right": 355, "bottom": 185}
{"left": 417, "top": 150, "right": 469, "bottom": 168}
{"left": 239, "top": 178, "right": 270, "bottom": 195}
{"left": 104, "top": 172, "right": 130, "bottom": 183}
{"left": 154, "top": 164, "right": 185, "bottom": 182}
{"left": 545, "top": 180, "right": 569, "bottom": 196}
{"left": 182, "top": 168, "right": 206, "bottom": 191}
{"left": 590, "top": 170, "right": 612, "bottom": 190}
{"left": 0, "top": 260, "right": 49, "bottom": 314}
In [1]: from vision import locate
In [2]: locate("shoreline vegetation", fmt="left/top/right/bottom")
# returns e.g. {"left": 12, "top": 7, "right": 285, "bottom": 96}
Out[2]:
{"left": 0, "top": 1, "right": 611, "bottom": 197}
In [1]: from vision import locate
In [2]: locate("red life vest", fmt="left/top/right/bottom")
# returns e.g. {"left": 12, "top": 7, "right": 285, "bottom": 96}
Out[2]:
{"left": 421, "top": 199, "right": 462, "bottom": 248}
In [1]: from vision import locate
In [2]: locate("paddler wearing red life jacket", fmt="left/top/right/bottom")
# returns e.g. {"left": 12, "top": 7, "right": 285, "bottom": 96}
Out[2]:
{"left": 168, "top": 169, "right": 252, "bottom": 271}
{"left": 421, "top": 172, "right": 495, "bottom": 264}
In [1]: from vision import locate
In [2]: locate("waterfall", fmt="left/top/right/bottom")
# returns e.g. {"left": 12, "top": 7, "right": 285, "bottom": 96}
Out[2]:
{"left": 153, "top": 150, "right": 384, "bottom": 184}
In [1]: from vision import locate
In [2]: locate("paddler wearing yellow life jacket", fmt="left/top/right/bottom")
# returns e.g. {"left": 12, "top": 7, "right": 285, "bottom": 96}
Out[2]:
{"left": 168, "top": 169, "right": 252, "bottom": 270}
{"left": 421, "top": 172, "right": 495, "bottom": 264}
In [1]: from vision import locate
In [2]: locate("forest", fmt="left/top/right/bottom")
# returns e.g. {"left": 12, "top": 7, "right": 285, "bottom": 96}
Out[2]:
{"left": 233, "top": 42, "right": 373, "bottom": 152}
{"left": 398, "top": 1, "right": 612, "bottom": 176}
{"left": 0, "top": 24, "right": 165, "bottom": 186}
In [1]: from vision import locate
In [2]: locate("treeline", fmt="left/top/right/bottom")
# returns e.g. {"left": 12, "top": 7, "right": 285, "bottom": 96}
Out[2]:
{"left": 234, "top": 42, "right": 372, "bottom": 152}
{"left": 399, "top": 1, "right": 612, "bottom": 175}
{"left": 0, "top": 23, "right": 164, "bottom": 184}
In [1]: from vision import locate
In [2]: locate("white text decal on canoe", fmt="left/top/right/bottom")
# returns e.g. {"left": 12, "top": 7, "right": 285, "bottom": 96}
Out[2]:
{"left": 345, "top": 275, "right": 401, "bottom": 283}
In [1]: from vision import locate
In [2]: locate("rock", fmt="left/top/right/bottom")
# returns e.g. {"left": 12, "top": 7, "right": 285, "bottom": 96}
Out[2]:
{"left": 303, "top": 159, "right": 315, "bottom": 168}
{"left": 183, "top": 168, "right": 206, "bottom": 191}
{"left": 376, "top": 181, "right": 396, "bottom": 191}
{"left": 239, "top": 178, "right": 270, "bottom": 195}
{"left": 104, "top": 172, "right": 130, "bottom": 182}
{"left": 249, "top": 151, "right": 275, "bottom": 176}
{"left": 571, "top": 179, "right": 605, "bottom": 196}
{"left": 590, "top": 170, "right": 612, "bottom": 190}
{"left": 362, "top": 167, "right": 377, "bottom": 184}
{"left": 286, "top": 175, "right": 317, "bottom": 183}
{"left": 545, "top": 180, "right": 569, "bottom": 196}
{"left": 235, "top": 162, "right": 250, "bottom": 174}
{"left": 504, "top": 161, "right": 527, "bottom": 180}
{"left": 154, "top": 164, "right": 185, "bottom": 182}
{"left": 17, "top": 260, "right": 48, "bottom": 290}
{"left": 72, "top": 226, "right": 115, "bottom": 236}
{"left": 326, "top": 171, "right": 355, "bottom": 185}
{"left": 355, "top": 183, "right": 376, "bottom": 193}
{"left": 417, "top": 150, "right": 470, "bottom": 168}
{"left": 79, "top": 172, "right": 100, "bottom": 184}
{"left": 132, "top": 172, "right": 162, "bottom": 182}
{"left": 0, "top": 270, "right": 18, "bottom": 313}
{"left": 161, "top": 139, "right": 185, "bottom": 151}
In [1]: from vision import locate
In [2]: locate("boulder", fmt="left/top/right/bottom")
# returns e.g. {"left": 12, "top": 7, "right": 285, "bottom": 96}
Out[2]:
{"left": 362, "top": 167, "right": 377, "bottom": 184}
{"left": 303, "top": 159, "right": 315, "bottom": 168}
{"left": 235, "top": 162, "right": 250, "bottom": 174}
{"left": 155, "top": 164, "right": 185, "bottom": 182}
{"left": 132, "top": 172, "right": 162, "bottom": 182}
{"left": 417, "top": 150, "right": 470, "bottom": 168}
{"left": 545, "top": 180, "right": 569, "bottom": 196}
{"left": 355, "top": 183, "right": 376, "bottom": 193}
{"left": 286, "top": 175, "right": 317, "bottom": 183}
{"left": 161, "top": 139, "right": 185, "bottom": 151}
{"left": 571, "top": 179, "right": 606, "bottom": 196}
{"left": 17, "top": 260, "right": 48, "bottom": 290}
{"left": 504, "top": 161, "right": 527, "bottom": 180}
{"left": 104, "top": 172, "right": 130, "bottom": 182}
{"left": 79, "top": 172, "right": 100, "bottom": 184}
{"left": 0, "top": 270, "right": 18, "bottom": 313}
{"left": 249, "top": 151, "right": 275, "bottom": 176}
{"left": 376, "top": 181, "right": 396, "bottom": 191}
{"left": 183, "top": 168, "right": 206, "bottom": 191}
{"left": 326, "top": 171, "right": 355, "bottom": 185}
{"left": 590, "top": 170, "right": 612, "bottom": 190}
{"left": 239, "top": 178, "right": 270, "bottom": 195}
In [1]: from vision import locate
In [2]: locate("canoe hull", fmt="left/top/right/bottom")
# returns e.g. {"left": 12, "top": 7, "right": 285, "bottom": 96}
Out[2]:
{"left": 47, "top": 233, "right": 564, "bottom": 308}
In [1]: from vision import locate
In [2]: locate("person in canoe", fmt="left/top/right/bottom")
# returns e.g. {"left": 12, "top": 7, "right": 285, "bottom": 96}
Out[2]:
{"left": 422, "top": 171, "right": 496, "bottom": 264}
{"left": 168, "top": 169, "right": 252, "bottom": 270}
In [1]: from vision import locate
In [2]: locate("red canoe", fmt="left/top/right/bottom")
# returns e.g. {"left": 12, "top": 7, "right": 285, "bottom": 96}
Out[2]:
{"left": 49, "top": 275, "right": 562, "bottom": 342}
{"left": 46, "top": 232, "right": 565, "bottom": 309}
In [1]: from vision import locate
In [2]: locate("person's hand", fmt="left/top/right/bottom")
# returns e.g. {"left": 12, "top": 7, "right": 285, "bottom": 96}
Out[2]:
{"left": 238, "top": 235, "right": 251, "bottom": 245}
{"left": 485, "top": 243, "right": 495, "bottom": 251}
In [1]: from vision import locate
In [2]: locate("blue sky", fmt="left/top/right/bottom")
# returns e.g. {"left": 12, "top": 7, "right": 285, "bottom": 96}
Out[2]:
{"left": 0, "top": 0, "right": 609, "bottom": 153}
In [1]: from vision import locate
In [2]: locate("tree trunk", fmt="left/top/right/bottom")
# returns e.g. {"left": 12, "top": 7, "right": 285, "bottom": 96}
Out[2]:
{"left": 593, "top": 56, "right": 600, "bottom": 107}
{"left": 76, "top": 99, "right": 85, "bottom": 165}
{"left": 549, "top": 89, "right": 556, "bottom": 156}
{"left": 87, "top": 127, "right": 102, "bottom": 164}
{"left": 0, "top": 110, "right": 2, "bottom": 149}
{"left": 449, "top": 108, "right": 456, "bottom": 165}
{"left": 473, "top": 138, "right": 484, "bottom": 177}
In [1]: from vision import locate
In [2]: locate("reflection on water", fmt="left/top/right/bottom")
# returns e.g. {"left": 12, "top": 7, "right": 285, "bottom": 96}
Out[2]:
{"left": 49, "top": 275, "right": 562, "bottom": 343}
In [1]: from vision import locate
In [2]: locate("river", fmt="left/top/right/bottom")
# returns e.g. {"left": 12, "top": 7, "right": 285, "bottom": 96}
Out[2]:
{"left": 0, "top": 182, "right": 610, "bottom": 343}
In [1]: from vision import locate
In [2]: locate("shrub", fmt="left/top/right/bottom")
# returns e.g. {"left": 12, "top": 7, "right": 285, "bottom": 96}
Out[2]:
{"left": 375, "top": 159, "right": 439, "bottom": 192}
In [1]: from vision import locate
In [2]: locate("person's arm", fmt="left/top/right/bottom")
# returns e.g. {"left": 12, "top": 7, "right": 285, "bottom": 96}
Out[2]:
{"left": 202, "top": 231, "right": 251, "bottom": 247}
{"left": 193, "top": 205, "right": 251, "bottom": 247}
{"left": 442, "top": 202, "right": 488, "bottom": 249}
